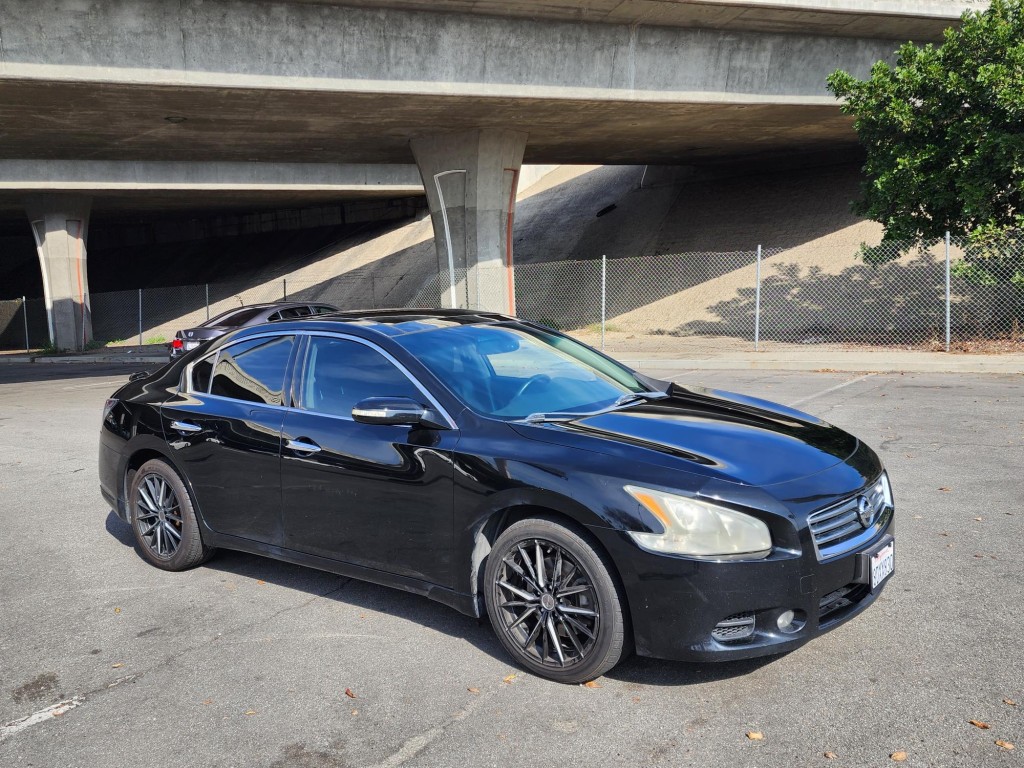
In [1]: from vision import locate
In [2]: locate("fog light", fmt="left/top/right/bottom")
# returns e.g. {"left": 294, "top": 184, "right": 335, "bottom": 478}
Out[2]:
{"left": 776, "top": 609, "right": 806, "bottom": 634}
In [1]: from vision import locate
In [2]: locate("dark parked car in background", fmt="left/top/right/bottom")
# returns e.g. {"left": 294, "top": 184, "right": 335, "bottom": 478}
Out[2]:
{"left": 102, "top": 309, "right": 895, "bottom": 683}
{"left": 168, "top": 301, "right": 337, "bottom": 359}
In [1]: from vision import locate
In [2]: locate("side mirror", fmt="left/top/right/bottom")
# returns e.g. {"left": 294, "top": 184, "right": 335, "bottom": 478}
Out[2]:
{"left": 352, "top": 397, "right": 443, "bottom": 428}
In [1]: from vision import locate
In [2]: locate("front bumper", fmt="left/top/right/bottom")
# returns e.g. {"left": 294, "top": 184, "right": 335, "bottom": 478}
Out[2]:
{"left": 591, "top": 517, "right": 895, "bottom": 662}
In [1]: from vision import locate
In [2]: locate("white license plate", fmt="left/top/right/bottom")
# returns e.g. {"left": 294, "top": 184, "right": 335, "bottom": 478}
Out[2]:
{"left": 184, "top": 341, "right": 199, "bottom": 350}
{"left": 870, "top": 542, "right": 895, "bottom": 589}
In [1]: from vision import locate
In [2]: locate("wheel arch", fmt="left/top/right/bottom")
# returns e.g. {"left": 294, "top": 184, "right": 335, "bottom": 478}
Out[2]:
{"left": 119, "top": 438, "right": 202, "bottom": 524}
{"left": 465, "top": 497, "right": 629, "bottom": 624}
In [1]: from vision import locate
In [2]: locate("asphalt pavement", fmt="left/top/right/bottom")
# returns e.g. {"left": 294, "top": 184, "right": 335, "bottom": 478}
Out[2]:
{"left": 0, "top": 362, "right": 1021, "bottom": 767}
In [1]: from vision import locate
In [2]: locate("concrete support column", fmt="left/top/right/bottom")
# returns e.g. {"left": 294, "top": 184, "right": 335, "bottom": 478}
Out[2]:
{"left": 411, "top": 129, "right": 527, "bottom": 313}
{"left": 25, "top": 195, "right": 92, "bottom": 351}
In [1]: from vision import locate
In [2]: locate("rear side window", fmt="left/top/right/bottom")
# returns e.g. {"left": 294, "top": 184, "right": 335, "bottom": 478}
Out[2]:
{"left": 210, "top": 335, "right": 295, "bottom": 405}
{"left": 299, "top": 336, "right": 421, "bottom": 418}
{"left": 273, "top": 307, "right": 311, "bottom": 320}
{"left": 191, "top": 357, "right": 214, "bottom": 392}
{"left": 311, "top": 305, "right": 335, "bottom": 315}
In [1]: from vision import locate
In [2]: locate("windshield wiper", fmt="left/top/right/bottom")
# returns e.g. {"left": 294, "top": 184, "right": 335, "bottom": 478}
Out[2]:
{"left": 521, "top": 391, "right": 668, "bottom": 424}
{"left": 613, "top": 390, "right": 669, "bottom": 407}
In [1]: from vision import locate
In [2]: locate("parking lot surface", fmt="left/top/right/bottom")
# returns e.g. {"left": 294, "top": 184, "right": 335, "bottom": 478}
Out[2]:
{"left": 1, "top": 362, "right": 1021, "bottom": 767}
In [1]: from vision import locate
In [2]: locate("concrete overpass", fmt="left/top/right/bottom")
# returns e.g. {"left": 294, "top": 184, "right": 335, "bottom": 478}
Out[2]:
{"left": 0, "top": 0, "right": 976, "bottom": 349}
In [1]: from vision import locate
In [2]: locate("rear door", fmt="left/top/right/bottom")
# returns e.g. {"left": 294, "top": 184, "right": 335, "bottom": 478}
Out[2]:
{"left": 279, "top": 334, "right": 458, "bottom": 587}
{"left": 160, "top": 333, "right": 297, "bottom": 544}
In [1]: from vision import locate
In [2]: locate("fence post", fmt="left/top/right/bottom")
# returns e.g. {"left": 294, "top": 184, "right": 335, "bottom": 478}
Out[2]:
{"left": 138, "top": 289, "right": 143, "bottom": 347}
{"left": 283, "top": 278, "right": 287, "bottom": 301}
{"left": 22, "top": 296, "right": 29, "bottom": 352}
{"left": 205, "top": 283, "right": 210, "bottom": 321}
{"left": 944, "top": 231, "right": 951, "bottom": 352}
{"left": 754, "top": 245, "right": 762, "bottom": 351}
{"left": 600, "top": 254, "right": 607, "bottom": 351}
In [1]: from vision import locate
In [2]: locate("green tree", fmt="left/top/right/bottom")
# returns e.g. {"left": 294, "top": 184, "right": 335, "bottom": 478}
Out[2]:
{"left": 827, "top": 0, "right": 1024, "bottom": 291}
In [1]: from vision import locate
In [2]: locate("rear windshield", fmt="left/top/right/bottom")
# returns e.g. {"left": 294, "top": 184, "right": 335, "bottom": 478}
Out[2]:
{"left": 204, "top": 307, "right": 266, "bottom": 328}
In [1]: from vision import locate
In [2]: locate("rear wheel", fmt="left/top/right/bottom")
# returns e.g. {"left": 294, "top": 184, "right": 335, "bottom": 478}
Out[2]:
{"left": 484, "top": 517, "right": 630, "bottom": 684}
{"left": 129, "top": 459, "right": 214, "bottom": 571}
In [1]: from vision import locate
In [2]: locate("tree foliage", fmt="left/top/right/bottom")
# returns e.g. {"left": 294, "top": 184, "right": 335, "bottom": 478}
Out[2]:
{"left": 827, "top": 0, "right": 1024, "bottom": 286}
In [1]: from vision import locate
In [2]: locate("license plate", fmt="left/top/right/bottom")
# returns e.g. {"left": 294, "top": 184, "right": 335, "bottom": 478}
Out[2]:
{"left": 870, "top": 541, "right": 895, "bottom": 589}
{"left": 184, "top": 341, "right": 199, "bottom": 350}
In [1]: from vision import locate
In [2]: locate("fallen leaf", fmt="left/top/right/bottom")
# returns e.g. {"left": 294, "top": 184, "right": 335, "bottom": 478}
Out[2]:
{"left": 502, "top": 674, "right": 516, "bottom": 684}
{"left": 746, "top": 731, "right": 764, "bottom": 741}
{"left": 631, "top": 696, "right": 641, "bottom": 703}
{"left": 582, "top": 680, "right": 601, "bottom": 689}
{"left": 344, "top": 688, "right": 357, "bottom": 699}
{"left": 973, "top": 517, "right": 983, "bottom": 522}
{"left": 824, "top": 752, "right": 838, "bottom": 760}
{"left": 113, "top": 607, "right": 122, "bottom": 614}
{"left": 201, "top": 699, "right": 213, "bottom": 705}
{"left": 938, "top": 487, "right": 951, "bottom": 492}
{"left": 890, "top": 751, "right": 907, "bottom": 762}
{"left": 257, "top": 580, "right": 266, "bottom": 585}
{"left": 974, "top": 554, "right": 986, "bottom": 558}
{"left": 1004, "top": 699, "right": 1017, "bottom": 706}
{"left": 350, "top": 709, "right": 359, "bottom": 716}
{"left": 995, "top": 740, "right": 1014, "bottom": 751}
{"left": 467, "top": 687, "right": 480, "bottom": 694}
{"left": 939, "top": 532, "right": 949, "bottom": 537}
{"left": 244, "top": 710, "right": 257, "bottom": 716}
{"left": 111, "top": 663, "right": 124, "bottom": 669}
{"left": 969, "top": 720, "right": 991, "bottom": 729}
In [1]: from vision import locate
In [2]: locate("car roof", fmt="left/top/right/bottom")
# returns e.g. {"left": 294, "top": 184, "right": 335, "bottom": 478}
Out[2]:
{"left": 233, "top": 307, "right": 519, "bottom": 339}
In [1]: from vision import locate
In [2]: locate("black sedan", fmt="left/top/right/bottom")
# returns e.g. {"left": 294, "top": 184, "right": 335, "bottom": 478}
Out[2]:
{"left": 169, "top": 301, "right": 337, "bottom": 359}
{"left": 100, "top": 309, "right": 895, "bottom": 683}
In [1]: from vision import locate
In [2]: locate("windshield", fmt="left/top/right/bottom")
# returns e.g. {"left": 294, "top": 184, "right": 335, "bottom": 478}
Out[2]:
{"left": 395, "top": 323, "right": 649, "bottom": 419}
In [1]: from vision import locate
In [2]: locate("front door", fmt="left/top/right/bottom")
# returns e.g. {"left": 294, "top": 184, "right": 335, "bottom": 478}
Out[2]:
{"left": 280, "top": 335, "right": 457, "bottom": 587}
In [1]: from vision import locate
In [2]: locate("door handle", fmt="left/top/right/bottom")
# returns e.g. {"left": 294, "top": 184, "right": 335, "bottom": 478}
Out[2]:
{"left": 286, "top": 438, "right": 322, "bottom": 454}
{"left": 170, "top": 420, "right": 202, "bottom": 434}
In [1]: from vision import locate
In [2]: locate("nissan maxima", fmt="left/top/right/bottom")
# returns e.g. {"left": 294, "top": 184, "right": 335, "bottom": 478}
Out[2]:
{"left": 168, "top": 301, "right": 338, "bottom": 359}
{"left": 100, "top": 309, "right": 895, "bottom": 683}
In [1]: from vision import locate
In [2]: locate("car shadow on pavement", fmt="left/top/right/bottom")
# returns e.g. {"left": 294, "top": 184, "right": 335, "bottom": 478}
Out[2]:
{"left": 105, "top": 509, "right": 787, "bottom": 687}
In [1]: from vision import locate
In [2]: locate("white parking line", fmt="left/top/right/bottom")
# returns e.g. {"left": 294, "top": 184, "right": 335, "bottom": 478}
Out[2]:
{"left": 0, "top": 698, "right": 83, "bottom": 744}
{"left": 788, "top": 373, "right": 875, "bottom": 408}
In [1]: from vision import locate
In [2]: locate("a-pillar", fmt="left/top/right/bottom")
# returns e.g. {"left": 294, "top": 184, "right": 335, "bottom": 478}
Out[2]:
{"left": 25, "top": 195, "right": 92, "bottom": 351}
{"left": 411, "top": 129, "right": 527, "bottom": 313}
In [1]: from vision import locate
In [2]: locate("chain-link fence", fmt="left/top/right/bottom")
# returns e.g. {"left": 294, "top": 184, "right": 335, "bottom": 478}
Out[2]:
{"left": 2, "top": 232, "right": 1021, "bottom": 354}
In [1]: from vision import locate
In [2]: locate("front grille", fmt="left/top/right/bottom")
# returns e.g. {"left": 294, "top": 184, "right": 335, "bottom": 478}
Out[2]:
{"left": 808, "top": 479, "right": 892, "bottom": 560}
{"left": 712, "top": 612, "right": 755, "bottom": 643}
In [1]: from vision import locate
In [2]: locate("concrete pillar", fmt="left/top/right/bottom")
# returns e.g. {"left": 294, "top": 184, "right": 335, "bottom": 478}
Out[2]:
{"left": 25, "top": 195, "right": 92, "bottom": 351}
{"left": 411, "top": 129, "right": 527, "bottom": 313}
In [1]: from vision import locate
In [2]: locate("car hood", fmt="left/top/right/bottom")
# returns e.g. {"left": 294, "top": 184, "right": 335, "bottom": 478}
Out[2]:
{"left": 510, "top": 384, "right": 860, "bottom": 487}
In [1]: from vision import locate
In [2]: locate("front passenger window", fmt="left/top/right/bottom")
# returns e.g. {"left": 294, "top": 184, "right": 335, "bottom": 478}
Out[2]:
{"left": 300, "top": 337, "right": 422, "bottom": 418}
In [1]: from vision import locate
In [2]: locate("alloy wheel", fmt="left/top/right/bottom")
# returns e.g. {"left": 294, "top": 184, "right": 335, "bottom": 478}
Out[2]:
{"left": 492, "top": 538, "right": 601, "bottom": 668}
{"left": 135, "top": 473, "right": 184, "bottom": 558}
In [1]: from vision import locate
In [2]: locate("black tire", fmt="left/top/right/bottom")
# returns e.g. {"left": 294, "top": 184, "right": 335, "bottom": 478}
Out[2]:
{"left": 484, "top": 516, "right": 630, "bottom": 684}
{"left": 129, "top": 459, "right": 214, "bottom": 571}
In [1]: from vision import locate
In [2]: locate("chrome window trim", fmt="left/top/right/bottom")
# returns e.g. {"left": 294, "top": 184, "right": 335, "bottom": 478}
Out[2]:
{"left": 183, "top": 329, "right": 457, "bottom": 430}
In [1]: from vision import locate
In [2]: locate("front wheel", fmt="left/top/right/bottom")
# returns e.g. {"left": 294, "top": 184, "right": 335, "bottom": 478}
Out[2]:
{"left": 484, "top": 517, "right": 630, "bottom": 684}
{"left": 129, "top": 459, "right": 215, "bottom": 571}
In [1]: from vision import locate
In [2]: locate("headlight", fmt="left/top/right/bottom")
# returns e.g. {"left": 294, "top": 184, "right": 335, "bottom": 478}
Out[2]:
{"left": 625, "top": 485, "right": 772, "bottom": 559}
{"left": 878, "top": 471, "right": 894, "bottom": 509}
